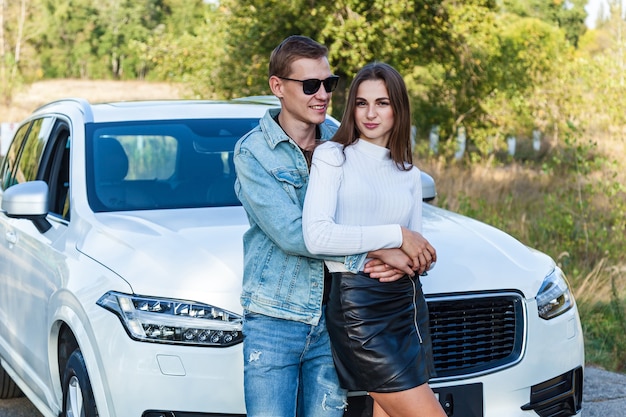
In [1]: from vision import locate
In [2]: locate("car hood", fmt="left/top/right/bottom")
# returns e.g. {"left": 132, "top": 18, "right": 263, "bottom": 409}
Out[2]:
{"left": 77, "top": 204, "right": 553, "bottom": 315}
{"left": 76, "top": 207, "right": 249, "bottom": 314}
{"left": 421, "top": 204, "right": 553, "bottom": 299}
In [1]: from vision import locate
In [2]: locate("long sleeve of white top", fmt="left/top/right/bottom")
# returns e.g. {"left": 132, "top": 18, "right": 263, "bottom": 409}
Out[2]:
{"left": 302, "top": 140, "right": 422, "bottom": 257}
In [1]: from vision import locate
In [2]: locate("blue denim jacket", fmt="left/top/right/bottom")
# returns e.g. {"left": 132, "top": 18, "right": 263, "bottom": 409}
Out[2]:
{"left": 234, "top": 108, "right": 363, "bottom": 325}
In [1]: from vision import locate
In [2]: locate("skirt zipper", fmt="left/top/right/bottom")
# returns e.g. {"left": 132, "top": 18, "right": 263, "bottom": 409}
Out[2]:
{"left": 410, "top": 277, "right": 423, "bottom": 344}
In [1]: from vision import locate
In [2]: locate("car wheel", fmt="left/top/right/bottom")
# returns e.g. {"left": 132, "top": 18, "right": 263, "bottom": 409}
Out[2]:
{"left": 0, "top": 365, "right": 23, "bottom": 399}
{"left": 62, "top": 349, "right": 98, "bottom": 417}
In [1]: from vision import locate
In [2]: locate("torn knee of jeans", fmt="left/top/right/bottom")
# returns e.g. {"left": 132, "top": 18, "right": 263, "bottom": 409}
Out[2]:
{"left": 248, "top": 350, "right": 262, "bottom": 362}
{"left": 321, "top": 392, "right": 348, "bottom": 411}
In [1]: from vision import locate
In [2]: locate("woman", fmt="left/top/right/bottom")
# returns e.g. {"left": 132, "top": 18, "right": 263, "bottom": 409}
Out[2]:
{"left": 302, "top": 62, "right": 445, "bottom": 417}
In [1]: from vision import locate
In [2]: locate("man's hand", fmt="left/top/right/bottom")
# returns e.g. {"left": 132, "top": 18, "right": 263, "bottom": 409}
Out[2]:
{"left": 365, "top": 248, "right": 416, "bottom": 282}
{"left": 400, "top": 228, "right": 437, "bottom": 275}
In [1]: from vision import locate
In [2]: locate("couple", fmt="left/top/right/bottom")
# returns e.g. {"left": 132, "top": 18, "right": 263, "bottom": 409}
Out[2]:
{"left": 234, "top": 35, "right": 445, "bottom": 417}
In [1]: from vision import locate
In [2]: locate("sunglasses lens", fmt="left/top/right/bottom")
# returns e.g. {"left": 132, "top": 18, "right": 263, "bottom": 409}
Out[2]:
{"left": 323, "top": 76, "right": 339, "bottom": 93}
{"left": 300, "top": 77, "right": 339, "bottom": 95}
{"left": 302, "top": 79, "right": 323, "bottom": 95}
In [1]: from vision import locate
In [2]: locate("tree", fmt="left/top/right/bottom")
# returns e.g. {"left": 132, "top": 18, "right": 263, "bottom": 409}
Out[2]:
{"left": 94, "top": 0, "right": 166, "bottom": 79}
{"left": 212, "top": 0, "right": 469, "bottom": 118}
{"left": 129, "top": 0, "right": 221, "bottom": 93}
{"left": 0, "top": 0, "right": 37, "bottom": 103}
{"left": 576, "top": 0, "right": 626, "bottom": 131}
{"left": 500, "top": 0, "right": 587, "bottom": 47}
{"left": 33, "top": 0, "right": 172, "bottom": 79}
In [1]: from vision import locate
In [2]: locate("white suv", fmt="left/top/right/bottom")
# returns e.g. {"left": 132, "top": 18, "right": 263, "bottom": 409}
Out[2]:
{"left": 0, "top": 98, "right": 584, "bottom": 417}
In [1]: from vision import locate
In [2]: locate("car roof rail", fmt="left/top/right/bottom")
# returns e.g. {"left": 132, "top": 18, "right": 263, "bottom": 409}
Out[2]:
{"left": 231, "top": 95, "right": 281, "bottom": 106}
{"left": 34, "top": 98, "right": 95, "bottom": 123}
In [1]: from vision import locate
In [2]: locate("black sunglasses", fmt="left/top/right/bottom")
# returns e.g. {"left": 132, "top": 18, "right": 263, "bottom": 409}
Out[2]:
{"left": 278, "top": 75, "right": 340, "bottom": 95}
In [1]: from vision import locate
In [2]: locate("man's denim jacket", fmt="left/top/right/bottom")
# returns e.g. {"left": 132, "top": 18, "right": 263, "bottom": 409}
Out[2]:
{"left": 234, "top": 108, "right": 364, "bottom": 325}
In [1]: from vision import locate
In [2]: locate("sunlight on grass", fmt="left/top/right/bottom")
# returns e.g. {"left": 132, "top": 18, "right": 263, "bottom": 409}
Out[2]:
{"left": 418, "top": 139, "right": 626, "bottom": 372}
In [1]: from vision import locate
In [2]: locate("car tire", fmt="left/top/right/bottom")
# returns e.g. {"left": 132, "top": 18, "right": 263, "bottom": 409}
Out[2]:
{"left": 62, "top": 349, "right": 98, "bottom": 417}
{"left": 0, "top": 365, "right": 23, "bottom": 399}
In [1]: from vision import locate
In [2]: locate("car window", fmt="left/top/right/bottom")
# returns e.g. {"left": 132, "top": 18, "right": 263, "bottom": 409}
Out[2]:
{"left": 0, "top": 117, "right": 55, "bottom": 190}
{"left": 42, "top": 123, "right": 71, "bottom": 220}
{"left": 117, "top": 134, "right": 177, "bottom": 180}
{"left": 1, "top": 122, "right": 31, "bottom": 190}
{"left": 86, "top": 118, "right": 259, "bottom": 212}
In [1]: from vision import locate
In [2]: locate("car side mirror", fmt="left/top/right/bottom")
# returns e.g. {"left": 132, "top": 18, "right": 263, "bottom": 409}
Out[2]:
{"left": 421, "top": 171, "right": 436, "bottom": 202}
{"left": 1, "top": 180, "right": 52, "bottom": 233}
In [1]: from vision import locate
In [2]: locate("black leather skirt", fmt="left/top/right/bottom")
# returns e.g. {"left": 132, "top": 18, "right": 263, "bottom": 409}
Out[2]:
{"left": 326, "top": 272, "right": 435, "bottom": 393}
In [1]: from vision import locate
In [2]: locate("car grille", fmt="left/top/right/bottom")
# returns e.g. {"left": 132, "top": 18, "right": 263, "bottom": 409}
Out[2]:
{"left": 427, "top": 293, "right": 525, "bottom": 379}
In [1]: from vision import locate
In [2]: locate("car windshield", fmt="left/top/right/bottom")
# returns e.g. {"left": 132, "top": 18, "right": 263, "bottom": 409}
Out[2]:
{"left": 86, "top": 118, "right": 260, "bottom": 212}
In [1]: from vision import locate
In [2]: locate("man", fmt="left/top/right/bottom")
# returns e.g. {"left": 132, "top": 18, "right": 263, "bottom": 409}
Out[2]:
{"left": 234, "top": 35, "right": 418, "bottom": 417}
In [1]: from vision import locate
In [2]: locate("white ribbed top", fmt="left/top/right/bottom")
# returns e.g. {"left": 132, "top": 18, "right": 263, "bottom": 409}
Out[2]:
{"left": 303, "top": 139, "right": 423, "bottom": 271}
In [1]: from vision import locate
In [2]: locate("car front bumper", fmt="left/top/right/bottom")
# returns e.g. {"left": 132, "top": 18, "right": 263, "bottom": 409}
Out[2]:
{"left": 430, "top": 298, "right": 584, "bottom": 417}
{"left": 89, "top": 311, "right": 246, "bottom": 417}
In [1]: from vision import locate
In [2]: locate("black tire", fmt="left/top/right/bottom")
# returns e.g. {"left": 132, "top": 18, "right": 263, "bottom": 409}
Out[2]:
{"left": 0, "top": 365, "right": 23, "bottom": 399}
{"left": 62, "top": 349, "right": 98, "bottom": 417}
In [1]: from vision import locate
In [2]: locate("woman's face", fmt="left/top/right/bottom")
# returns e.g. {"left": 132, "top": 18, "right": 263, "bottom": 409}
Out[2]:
{"left": 354, "top": 79, "right": 394, "bottom": 147}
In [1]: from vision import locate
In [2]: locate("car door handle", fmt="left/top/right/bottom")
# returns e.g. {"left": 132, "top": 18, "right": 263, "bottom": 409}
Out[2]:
{"left": 5, "top": 231, "right": 17, "bottom": 245}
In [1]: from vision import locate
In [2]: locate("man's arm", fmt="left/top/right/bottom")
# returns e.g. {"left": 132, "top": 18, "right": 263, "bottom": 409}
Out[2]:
{"left": 235, "top": 144, "right": 346, "bottom": 263}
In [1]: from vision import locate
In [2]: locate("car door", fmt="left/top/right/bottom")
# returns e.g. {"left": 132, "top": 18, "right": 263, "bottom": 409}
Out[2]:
{"left": 0, "top": 116, "right": 71, "bottom": 403}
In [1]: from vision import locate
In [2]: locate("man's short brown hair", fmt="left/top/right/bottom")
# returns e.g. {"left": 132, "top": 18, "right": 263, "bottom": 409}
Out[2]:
{"left": 269, "top": 35, "right": 329, "bottom": 79}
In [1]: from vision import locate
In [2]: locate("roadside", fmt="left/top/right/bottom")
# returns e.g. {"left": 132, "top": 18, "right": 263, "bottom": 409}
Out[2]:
{"left": 0, "top": 365, "right": 623, "bottom": 416}
{"left": 583, "top": 366, "right": 626, "bottom": 416}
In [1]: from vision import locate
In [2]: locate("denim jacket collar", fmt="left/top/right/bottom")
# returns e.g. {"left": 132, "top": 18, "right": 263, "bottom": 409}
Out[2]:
{"left": 261, "top": 107, "right": 335, "bottom": 150}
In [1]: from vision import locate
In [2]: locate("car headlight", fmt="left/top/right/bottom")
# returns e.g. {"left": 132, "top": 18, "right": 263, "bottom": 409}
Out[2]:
{"left": 97, "top": 291, "right": 243, "bottom": 347}
{"left": 536, "top": 267, "right": 574, "bottom": 320}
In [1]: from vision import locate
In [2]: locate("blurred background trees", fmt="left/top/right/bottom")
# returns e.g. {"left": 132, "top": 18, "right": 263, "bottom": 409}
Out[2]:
{"left": 0, "top": 0, "right": 622, "bottom": 155}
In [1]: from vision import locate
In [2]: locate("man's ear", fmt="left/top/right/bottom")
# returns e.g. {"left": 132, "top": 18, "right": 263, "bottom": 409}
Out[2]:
{"left": 269, "top": 75, "right": 284, "bottom": 98}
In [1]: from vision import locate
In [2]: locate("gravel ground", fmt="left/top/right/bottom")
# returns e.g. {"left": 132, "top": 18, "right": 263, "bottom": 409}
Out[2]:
{"left": 583, "top": 366, "right": 626, "bottom": 417}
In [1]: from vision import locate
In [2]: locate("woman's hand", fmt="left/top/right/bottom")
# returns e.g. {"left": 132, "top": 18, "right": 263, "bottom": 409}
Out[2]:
{"left": 400, "top": 227, "right": 437, "bottom": 275}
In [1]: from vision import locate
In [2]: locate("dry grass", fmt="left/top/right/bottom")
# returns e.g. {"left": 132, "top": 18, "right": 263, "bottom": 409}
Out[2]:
{"left": 573, "top": 259, "right": 626, "bottom": 304}
{"left": 2, "top": 79, "right": 185, "bottom": 122}
{"left": 419, "top": 157, "right": 554, "bottom": 211}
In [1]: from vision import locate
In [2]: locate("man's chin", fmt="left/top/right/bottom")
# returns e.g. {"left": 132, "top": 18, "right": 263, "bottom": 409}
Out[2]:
{"left": 308, "top": 112, "right": 327, "bottom": 125}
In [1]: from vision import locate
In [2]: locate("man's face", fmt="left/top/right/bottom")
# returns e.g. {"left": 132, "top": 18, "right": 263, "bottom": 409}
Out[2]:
{"left": 272, "top": 57, "right": 333, "bottom": 127}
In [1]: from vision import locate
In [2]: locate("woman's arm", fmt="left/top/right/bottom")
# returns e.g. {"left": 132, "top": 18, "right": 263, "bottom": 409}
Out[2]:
{"left": 302, "top": 143, "right": 402, "bottom": 255}
{"left": 399, "top": 169, "right": 436, "bottom": 275}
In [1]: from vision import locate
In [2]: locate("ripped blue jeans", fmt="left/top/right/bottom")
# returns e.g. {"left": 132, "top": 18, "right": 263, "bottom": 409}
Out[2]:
{"left": 242, "top": 309, "right": 347, "bottom": 417}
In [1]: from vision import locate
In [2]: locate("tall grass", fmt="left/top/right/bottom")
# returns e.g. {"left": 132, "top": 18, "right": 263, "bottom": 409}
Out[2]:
{"left": 417, "top": 131, "right": 626, "bottom": 372}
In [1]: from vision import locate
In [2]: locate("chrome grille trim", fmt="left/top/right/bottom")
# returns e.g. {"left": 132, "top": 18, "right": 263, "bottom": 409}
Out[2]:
{"left": 427, "top": 292, "right": 526, "bottom": 382}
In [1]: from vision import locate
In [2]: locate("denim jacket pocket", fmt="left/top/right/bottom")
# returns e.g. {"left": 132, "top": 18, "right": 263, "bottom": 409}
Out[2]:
{"left": 272, "top": 168, "right": 305, "bottom": 188}
{"left": 272, "top": 168, "right": 306, "bottom": 202}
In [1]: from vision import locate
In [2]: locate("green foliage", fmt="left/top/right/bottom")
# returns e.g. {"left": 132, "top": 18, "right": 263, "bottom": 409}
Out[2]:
{"left": 0, "top": 0, "right": 41, "bottom": 102}
{"left": 212, "top": 0, "right": 483, "bottom": 117}
{"left": 36, "top": 0, "right": 100, "bottom": 78}
{"left": 501, "top": 0, "right": 588, "bottom": 47}
{"left": 213, "top": 0, "right": 313, "bottom": 99}
{"left": 577, "top": 271, "right": 626, "bottom": 372}
{"left": 30, "top": 0, "right": 208, "bottom": 80}
{"left": 130, "top": 3, "right": 226, "bottom": 97}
